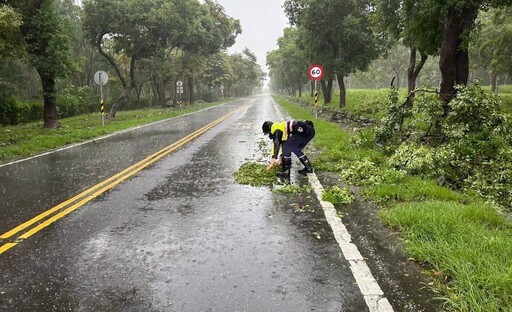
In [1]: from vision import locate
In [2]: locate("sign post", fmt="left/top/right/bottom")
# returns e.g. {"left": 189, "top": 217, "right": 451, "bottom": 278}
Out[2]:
{"left": 308, "top": 64, "right": 324, "bottom": 118}
{"left": 176, "top": 80, "right": 183, "bottom": 106}
{"left": 94, "top": 70, "right": 109, "bottom": 126}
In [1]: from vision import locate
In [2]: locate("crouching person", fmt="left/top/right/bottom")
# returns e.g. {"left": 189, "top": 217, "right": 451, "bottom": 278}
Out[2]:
{"left": 262, "top": 119, "right": 315, "bottom": 178}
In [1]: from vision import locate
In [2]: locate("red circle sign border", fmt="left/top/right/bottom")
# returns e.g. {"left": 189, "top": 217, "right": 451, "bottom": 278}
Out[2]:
{"left": 308, "top": 64, "right": 324, "bottom": 81}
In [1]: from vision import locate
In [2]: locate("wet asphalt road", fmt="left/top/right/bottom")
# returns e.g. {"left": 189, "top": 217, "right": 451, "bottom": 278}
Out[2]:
{"left": 1, "top": 95, "right": 369, "bottom": 311}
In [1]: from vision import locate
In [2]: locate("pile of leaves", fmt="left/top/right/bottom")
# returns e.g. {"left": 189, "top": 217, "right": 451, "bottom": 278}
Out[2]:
{"left": 233, "top": 162, "right": 279, "bottom": 187}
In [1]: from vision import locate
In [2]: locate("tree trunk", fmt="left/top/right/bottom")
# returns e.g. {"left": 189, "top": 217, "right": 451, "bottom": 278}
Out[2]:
{"left": 39, "top": 71, "right": 60, "bottom": 129}
{"left": 406, "top": 48, "right": 428, "bottom": 108}
{"left": 490, "top": 72, "right": 497, "bottom": 93}
{"left": 407, "top": 48, "right": 417, "bottom": 97}
{"left": 152, "top": 74, "right": 165, "bottom": 106}
{"left": 136, "top": 82, "right": 143, "bottom": 104}
{"left": 187, "top": 73, "right": 194, "bottom": 105}
{"left": 439, "top": 6, "right": 479, "bottom": 108}
{"left": 336, "top": 74, "right": 346, "bottom": 108}
{"left": 109, "top": 56, "right": 136, "bottom": 120}
{"left": 320, "top": 79, "right": 333, "bottom": 103}
{"left": 394, "top": 69, "right": 401, "bottom": 89}
{"left": 109, "top": 88, "right": 131, "bottom": 120}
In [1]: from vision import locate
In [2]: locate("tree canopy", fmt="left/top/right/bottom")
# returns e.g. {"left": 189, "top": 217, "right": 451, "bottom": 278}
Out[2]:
{"left": 284, "top": 0, "right": 384, "bottom": 107}
{"left": 81, "top": 0, "right": 243, "bottom": 118}
{"left": 0, "top": 5, "right": 25, "bottom": 60}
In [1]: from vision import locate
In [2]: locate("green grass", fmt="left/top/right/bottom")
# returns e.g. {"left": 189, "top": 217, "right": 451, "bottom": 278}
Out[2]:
{"left": 498, "top": 93, "right": 512, "bottom": 112}
{"left": 297, "top": 86, "right": 512, "bottom": 116}
{"left": 363, "top": 176, "right": 467, "bottom": 205}
{"left": 0, "top": 101, "right": 226, "bottom": 164}
{"left": 322, "top": 186, "right": 355, "bottom": 205}
{"left": 294, "top": 88, "right": 407, "bottom": 120}
{"left": 274, "top": 94, "right": 512, "bottom": 311}
{"left": 380, "top": 201, "right": 512, "bottom": 311}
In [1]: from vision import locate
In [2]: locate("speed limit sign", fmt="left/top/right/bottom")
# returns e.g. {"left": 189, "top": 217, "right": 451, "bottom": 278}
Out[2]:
{"left": 308, "top": 64, "right": 324, "bottom": 81}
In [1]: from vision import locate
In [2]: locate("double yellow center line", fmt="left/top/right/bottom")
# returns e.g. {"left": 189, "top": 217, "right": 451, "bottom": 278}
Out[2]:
{"left": 0, "top": 104, "right": 249, "bottom": 255}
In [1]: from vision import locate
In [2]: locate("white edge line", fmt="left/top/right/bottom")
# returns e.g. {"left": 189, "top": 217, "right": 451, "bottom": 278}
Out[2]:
{"left": 270, "top": 95, "right": 394, "bottom": 311}
{"left": 308, "top": 173, "right": 394, "bottom": 312}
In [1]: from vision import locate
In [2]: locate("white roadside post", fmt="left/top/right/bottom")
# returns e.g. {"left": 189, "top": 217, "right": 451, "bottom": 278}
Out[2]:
{"left": 308, "top": 64, "right": 324, "bottom": 119}
{"left": 94, "top": 70, "right": 109, "bottom": 126}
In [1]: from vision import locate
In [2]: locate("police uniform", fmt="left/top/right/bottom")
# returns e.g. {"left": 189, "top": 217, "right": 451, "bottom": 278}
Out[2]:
{"left": 262, "top": 120, "right": 315, "bottom": 177}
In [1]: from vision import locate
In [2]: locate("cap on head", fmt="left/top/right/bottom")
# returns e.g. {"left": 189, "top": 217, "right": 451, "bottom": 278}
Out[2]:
{"left": 262, "top": 121, "right": 273, "bottom": 134}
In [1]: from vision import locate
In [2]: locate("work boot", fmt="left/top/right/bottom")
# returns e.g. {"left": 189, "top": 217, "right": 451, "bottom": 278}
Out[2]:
{"left": 298, "top": 155, "right": 313, "bottom": 175}
{"left": 277, "top": 157, "right": 291, "bottom": 178}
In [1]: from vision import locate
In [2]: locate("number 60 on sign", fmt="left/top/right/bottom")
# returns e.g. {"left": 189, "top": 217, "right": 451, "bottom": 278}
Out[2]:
{"left": 308, "top": 64, "right": 324, "bottom": 81}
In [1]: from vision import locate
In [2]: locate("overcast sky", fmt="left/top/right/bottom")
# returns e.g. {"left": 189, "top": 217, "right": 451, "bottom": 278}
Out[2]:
{"left": 215, "top": 0, "right": 289, "bottom": 77}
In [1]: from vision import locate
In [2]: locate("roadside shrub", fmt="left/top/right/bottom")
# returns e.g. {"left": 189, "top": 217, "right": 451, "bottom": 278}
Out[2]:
{"left": 388, "top": 142, "right": 451, "bottom": 177}
{"left": 351, "top": 127, "right": 377, "bottom": 149}
{"left": 340, "top": 157, "right": 406, "bottom": 186}
{"left": 14, "top": 100, "right": 41, "bottom": 124}
{"left": 57, "top": 85, "right": 97, "bottom": 118}
{"left": 202, "top": 92, "right": 215, "bottom": 103}
{"left": 377, "top": 83, "right": 512, "bottom": 210}
{"left": 444, "top": 84, "right": 510, "bottom": 143}
{"left": 375, "top": 87, "right": 404, "bottom": 145}
{"left": 0, "top": 94, "right": 42, "bottom": 126}
{"left": 0, "top": 96, "right": 17, "bottom": 126}
{"left": 464, "top": 149, "right": 512, "bottom": 210}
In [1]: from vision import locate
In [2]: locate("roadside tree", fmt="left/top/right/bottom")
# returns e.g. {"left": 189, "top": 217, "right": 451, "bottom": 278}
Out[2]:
{"left": 5, "top": 0, "right": 73, "bottom": 128}
{"left": 470, "top": 7, "right": 512, "bottom": 92}
{"left": 284, "top": 0, "right": 384, "bottom": 108}
{"left": 266, "top": 27, "right": 309, "bottom": 97}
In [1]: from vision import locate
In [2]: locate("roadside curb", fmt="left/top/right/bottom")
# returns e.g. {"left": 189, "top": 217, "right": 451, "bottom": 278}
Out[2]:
{"left": 308, "top": 173, "right": 394, "bottom": 312}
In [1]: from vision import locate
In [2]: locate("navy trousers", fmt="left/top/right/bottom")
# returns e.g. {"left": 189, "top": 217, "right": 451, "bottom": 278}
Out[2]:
{"left": 282, "top": 125, "right": 315, "bottom": 159}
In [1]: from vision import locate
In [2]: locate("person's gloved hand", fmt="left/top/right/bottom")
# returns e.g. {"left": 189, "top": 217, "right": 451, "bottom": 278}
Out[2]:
{"left": 267, "top": 158, "right": 277, "bottom": 170}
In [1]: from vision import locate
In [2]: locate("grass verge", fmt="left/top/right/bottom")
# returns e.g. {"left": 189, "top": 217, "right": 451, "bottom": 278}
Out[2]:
{"left": 0, "top": 101, "right": 227, "bottom": 164}
{"left": 380, "top": 201, "right": 512, "bottom": 311}
{"left": 273, "top": 95, "right": 512, "bottom": 311}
